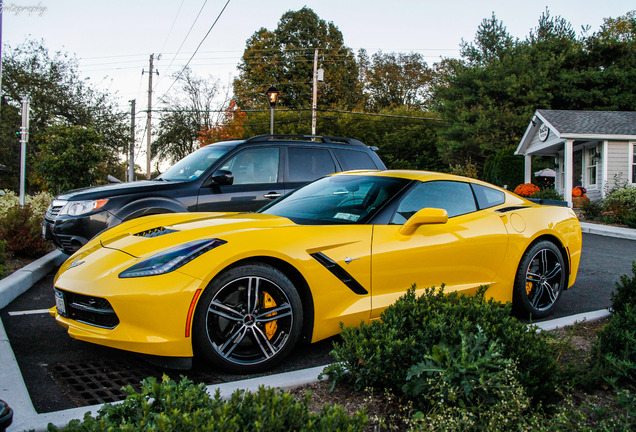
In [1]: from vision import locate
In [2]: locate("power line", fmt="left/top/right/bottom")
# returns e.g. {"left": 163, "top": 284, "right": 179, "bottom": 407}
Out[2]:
{"left": 158, "top": 0, "right": 232, "bottom": 100}
{"left": 155, "top": 0, "right": 210, "bottom": 90}
{"left": 159, "top": 0, "right": 186, "bottom": 56}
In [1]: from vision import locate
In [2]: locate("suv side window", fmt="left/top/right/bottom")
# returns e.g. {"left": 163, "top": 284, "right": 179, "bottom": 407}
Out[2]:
{"left": 391, "top": 181, "right": 477, "bottom": 224}
{"left": 334, "top": 149, "right": 378, "bottom": 171}
{"left": 287, "top": 147, "right": 336, "bottom": 182}
{"left": 220, "top": 147, "right": 280, "bottom": 185}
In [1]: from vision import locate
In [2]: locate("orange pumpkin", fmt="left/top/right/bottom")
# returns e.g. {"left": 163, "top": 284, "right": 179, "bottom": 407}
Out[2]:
{"left": 572, "top": 187, "right": 582, "bottom": 197}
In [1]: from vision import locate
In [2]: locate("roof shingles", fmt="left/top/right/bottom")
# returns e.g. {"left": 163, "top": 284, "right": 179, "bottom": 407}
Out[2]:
{"left": 538, "top": 109, "right": 636, "bottom": 135}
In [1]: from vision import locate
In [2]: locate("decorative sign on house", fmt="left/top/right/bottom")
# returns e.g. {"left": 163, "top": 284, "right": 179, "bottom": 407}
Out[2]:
{"left": 515, "top": 110, "right": 636, "bottom": 206}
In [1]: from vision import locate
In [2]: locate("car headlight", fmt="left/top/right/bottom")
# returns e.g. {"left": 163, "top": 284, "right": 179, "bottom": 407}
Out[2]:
{"left": 62, "top": 199, "right": 109, "bottom": 216}
{"left": 118, "top": 238, "right": 227, "bottom": 278}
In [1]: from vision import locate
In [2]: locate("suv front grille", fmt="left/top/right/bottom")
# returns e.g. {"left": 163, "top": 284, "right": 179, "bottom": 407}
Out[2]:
{"left": 46, "top": 205, "right": 64, "bottom": 218}
{"left": 58, "top": 290, "right": 119, "bottom": 329}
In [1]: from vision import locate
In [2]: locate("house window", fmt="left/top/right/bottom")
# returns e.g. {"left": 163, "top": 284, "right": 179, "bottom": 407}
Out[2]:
{"left": 587, "top": 145, "right": 599, "bottom": 186}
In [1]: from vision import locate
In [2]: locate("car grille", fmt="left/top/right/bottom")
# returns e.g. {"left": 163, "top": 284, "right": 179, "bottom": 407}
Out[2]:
{"left": 134, "top": 226, "right": 177, "bottom": 238}
{"left": 46, "top": 204, "right": 65, "bottom": 218}
{"left": 59, "top": 290, "right": 119, "bottom": 329}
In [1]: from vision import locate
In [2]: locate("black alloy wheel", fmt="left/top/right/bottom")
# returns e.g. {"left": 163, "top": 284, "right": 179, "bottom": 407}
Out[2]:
{"left": 513, "top": 240, "right": 566, "bottom": 319}
{"left": 193, "top": 263, "right": 303, "bottom": 373}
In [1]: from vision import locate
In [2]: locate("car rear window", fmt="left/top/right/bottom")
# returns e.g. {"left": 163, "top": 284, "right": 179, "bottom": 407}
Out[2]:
{"left": 287, "top": 147, "right": 336, "bottom": 182}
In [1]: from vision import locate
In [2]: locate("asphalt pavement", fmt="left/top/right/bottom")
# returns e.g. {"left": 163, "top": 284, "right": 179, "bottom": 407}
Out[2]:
{"left": 1, "top": 221, "right": 633, "bottom": 432}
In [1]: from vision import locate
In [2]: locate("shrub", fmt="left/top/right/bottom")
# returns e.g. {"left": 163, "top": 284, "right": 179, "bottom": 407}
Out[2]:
{"left": 593, "top": 264, "right": 636, "bottom": 389}
{"left": 531, "top": 188, "right": 563, "bottom": 201}
{"left": 0, "top": 205, "right": 50, "bottom": 258}
{"left": 449, "top": 160, "right": 479, "bottom": 179}
{"left": 324, "top": 286, "right": 560, "bottom": 408}
{"left": 513, "top": 183, "right": 540, "bottom": 197}
{"left": 0, "top": 190, "right": 53, "bottom": 219}
{"left": 581, "top": 200, "right": 603, "bottom": 221}
{"left": 49, "top": 376, "right": 368, "bottom": 432}
{"left": 602, "top": 186, "right": 636, "bottom": 224}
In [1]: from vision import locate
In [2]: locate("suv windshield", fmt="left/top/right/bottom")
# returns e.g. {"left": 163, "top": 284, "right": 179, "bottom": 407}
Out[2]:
{"left": 260, "top": 175, "right": 409, "bottom": 224}
{"left": 157, "top": 145, "right": 234, "bottom": 181}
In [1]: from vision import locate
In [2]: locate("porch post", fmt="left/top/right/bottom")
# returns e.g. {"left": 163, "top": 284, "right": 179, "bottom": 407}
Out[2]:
{"left": 524, "top": 155, "right": 532, "bottom": 184}
{"left": 564, "top": 140, "right": 574, "bottom": 206}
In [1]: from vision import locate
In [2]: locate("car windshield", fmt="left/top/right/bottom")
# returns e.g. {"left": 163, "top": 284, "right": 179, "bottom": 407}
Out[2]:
{"left": 157, "top": 145, "right": 234, "bottom": 181}
{"left": 260, "top": 175, "right": 409, "bottom": 224}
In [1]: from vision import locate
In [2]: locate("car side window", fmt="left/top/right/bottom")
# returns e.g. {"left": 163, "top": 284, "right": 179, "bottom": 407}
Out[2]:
{"left": 334, "top": 149, "right": 377, "bottom": 171}
{"left": 391, "top": 181, "right": 477, "bottom": 224}
{"left": 287, "top": 147, "right": 336, "bottom": 182}
{"left": 220, "top": 148, "right": 280, "bottom": 185}
{"left": 471, "top": 184, "right": 506, "bottom": 209}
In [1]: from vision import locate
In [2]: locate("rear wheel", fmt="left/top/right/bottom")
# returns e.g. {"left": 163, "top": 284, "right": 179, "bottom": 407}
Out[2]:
{"left": 193, "top": 263, "right": 303, "bottom": 373}
{"left": 513, "top": 241, "right": 566, "bottom": 318}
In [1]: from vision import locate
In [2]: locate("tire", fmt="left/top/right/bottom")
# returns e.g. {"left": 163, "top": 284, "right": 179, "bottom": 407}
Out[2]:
{"left": 193, "top": 263, "right": 303, "bottom": 373}
{"left": 513, "top": 240, "right": 566, "bottom": 319}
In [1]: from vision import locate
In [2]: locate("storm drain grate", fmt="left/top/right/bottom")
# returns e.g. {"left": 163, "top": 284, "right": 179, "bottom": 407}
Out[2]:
{"left": 47, "top": 359, "right": 165, "bottom": 406}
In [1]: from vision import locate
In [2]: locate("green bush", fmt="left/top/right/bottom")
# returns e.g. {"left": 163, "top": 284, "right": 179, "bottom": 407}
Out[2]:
{"left": 49, "top": 376, "right": 367, "bottom": 432}
{"left": 324, "top": 286, "right": 560, "bottom": 408}
{"left": 0, "top": 204, "right": 51, "bottom": 258}
{"left": 582, "top": 200, "right": 603, "bottom": 221}
{"left": 0, "top": 190, "right": 53, "bottom": 219}
{"left": 531, "top": 188, "right": 563, "bottom": 201}
{"left": 602, "top": 187, "right": 636, "bottom": 225}
{"left": 593, "top": 263, "right": 636, "bottom": 390}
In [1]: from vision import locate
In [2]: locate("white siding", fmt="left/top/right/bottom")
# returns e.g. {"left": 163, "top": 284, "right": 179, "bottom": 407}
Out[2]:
{"left": 605, "top": 141, "right": 630, "bottom": 191}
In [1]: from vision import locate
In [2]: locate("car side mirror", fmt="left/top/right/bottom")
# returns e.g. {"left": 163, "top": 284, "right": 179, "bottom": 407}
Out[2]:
{"left": 204, "top": 170, "right": 234, "bottom": 187}
{"left": 399, "top": 207, "right": 448, "bottom": 236}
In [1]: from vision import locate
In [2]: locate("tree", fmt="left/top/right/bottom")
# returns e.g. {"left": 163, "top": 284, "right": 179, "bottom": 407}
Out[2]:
{"left": 361, "top": 50, "right": 433, "bottom": 111}
{"left": 33, "top": 124, "right": 111, "bottom": 194}
{"left": 152, "top": 68, "right": 226, "bottom": 164}
{"left": 233, "top": 7, "right": 362, "bottom": 111}
{"left": 0, "top": 39, "right": 128, "bottom": 191}
{"left": 198, "top": 100, "right": 247, "bottom": 145}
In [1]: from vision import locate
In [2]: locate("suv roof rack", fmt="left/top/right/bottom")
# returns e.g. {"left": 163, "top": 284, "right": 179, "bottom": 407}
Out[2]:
{"left": 244, "top": 134, "right": 366, "bottom": 147}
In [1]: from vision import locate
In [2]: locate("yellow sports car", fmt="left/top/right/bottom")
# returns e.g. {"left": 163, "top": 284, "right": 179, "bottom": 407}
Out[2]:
{"left": 51, "top": 171, "right": 582, "bottom": 372}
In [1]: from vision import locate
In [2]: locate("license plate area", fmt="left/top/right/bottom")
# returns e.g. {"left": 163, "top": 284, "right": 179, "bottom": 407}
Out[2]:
{"left": 55, "top": 289, "right": 67, "bottom": 317}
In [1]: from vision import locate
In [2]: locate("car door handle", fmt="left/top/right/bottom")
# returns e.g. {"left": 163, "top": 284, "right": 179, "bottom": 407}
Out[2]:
{"left": 264, "top": 192, "right": 282, "bottom": 199}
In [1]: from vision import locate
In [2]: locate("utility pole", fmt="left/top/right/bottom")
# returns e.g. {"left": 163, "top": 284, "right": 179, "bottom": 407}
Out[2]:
{"left": 19, "top": 96, "right": 30, "bottom": 207}
{"left": 311, "top": 49, "right": 318, "bottom": 135}
{"left": 143, "top": 54, "right": 157, "bottom": 179}
{"left": 129, "top": 99, "right": 136, "bottom": 182}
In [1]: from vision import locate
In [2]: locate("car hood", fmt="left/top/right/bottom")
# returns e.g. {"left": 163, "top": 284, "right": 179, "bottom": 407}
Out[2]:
{"left": 94, "top": 212, "right": 294, "bottom": 258}
{"left": 55, "top": 180, "right": 187, "bottom": 201}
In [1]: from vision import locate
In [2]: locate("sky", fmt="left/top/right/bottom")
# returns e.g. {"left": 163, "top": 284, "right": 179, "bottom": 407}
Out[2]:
{"left": 2, "top": 0, "right": 634, "bottom": 168}
{"left": 3, "top": 0, "right": 634, "bottom": 109}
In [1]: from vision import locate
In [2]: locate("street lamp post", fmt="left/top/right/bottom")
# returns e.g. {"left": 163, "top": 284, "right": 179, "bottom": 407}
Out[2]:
{"left": 266, "top": 85, "right": 279, "bottom": 135}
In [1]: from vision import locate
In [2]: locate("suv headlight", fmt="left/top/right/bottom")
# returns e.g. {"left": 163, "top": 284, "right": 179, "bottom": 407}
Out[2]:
{"left": 119, "top": 238, "right": 227, "bottom": 278}
{"left": 61, "top": 199, "right": 109, "bottom": 216}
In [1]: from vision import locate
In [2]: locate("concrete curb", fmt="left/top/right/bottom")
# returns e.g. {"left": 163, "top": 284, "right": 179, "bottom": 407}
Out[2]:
{"left": 580, "top": 221, "right": 636, "bottom": 240}
{"left": 0, "top": 250, "right": 67, "bottom": 309}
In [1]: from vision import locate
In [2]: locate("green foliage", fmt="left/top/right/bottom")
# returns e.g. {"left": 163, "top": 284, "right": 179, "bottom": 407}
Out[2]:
{"left": 602, "top": 186, "right": 636, "bottom": 225}
{"left": 582, "top": 199, "right": 603, "bottom": 220}
{"left": 593, "top": 264, "right": 636, "bottom": 389}
{"left": 1, "top": 39, "right": 128, "bottom": 192}
{"left": 34, "top": 124, "right": 110, "bottom": 194}
{"left": 448, "top": 160, "right": 479, "bottom": 179}
{"left": 403, "top": 329, "right": 519, "bottom": 410}
{"left": 531, "top": 188, "right": 563, "bottom": 201}
{"left": 324, "top": 286, "right": 560, "bottom": 408}
{"left": 0, "top": 204, "right": 50, "bottom": 258}
{"left": 49, "top": 376, "right": 367, "bottom": 431}
{"left": 483, "top": 146, "right": 525, "bottom": 189}
{"left": 234, "top": 7, "right": 361, "bottom": 110}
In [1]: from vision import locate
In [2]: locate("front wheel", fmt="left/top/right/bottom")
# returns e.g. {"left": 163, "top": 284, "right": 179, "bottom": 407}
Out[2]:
{"left": 513, "top": 241, "right": 566, "bottom": 318}
{"left": 193, "top": 263, "right": 303, "bottom": 373}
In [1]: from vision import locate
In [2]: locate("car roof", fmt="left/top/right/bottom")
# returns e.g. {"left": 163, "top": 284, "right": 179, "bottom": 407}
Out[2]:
{"left": 212, "top": 135, "right": 371, "bottom": 149}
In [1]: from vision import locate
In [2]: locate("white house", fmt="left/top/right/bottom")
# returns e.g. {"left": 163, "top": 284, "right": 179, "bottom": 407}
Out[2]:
{"left": 516, "top": 110, "right": 636, "bottom": 206}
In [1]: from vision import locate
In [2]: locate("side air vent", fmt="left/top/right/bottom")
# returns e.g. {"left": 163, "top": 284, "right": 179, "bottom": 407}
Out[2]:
{"left": 310, "top": 252, "right": 368, "bottom": 295}
{"left": 133, "top": 227, "right": 177, "bottom": 238}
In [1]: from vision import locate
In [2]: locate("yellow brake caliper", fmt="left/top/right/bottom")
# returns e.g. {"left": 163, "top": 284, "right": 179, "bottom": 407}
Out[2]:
{"left": 526, "top": 281, "right": 533, "bottom": 295}
{"left": 263, "top": 292, "right": 278, "bottom": 339}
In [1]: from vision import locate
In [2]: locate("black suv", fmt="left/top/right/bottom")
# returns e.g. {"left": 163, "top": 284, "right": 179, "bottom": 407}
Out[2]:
{"left": 43, "top": 135, "right": 386, "bottom": 254}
